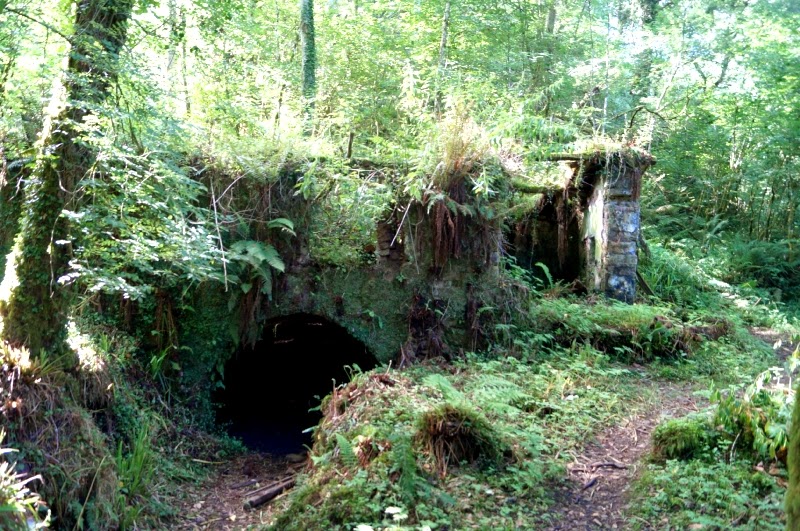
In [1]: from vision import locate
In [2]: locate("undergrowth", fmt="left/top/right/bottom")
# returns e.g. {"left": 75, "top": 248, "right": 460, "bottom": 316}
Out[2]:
{"left": 633, "top": 459, "right": 785, "bottom": 530}
{"left": 0, "top": 311, "right": 240, "bottom": 529}
{"left": 624, "top": 240, "right": 798, "bottom": 529}
{"left": 632, "top": 364, "right": 796, "bottom": 528}
{"left": 268, "top": 347, "right": 649, "bottom": 530}
{"left": 0, "top": 430, "right": 50, "bottom": 530}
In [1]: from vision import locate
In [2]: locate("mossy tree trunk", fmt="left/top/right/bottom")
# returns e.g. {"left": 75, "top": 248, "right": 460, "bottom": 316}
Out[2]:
{"left": 0, "top": 43, "right": 23, "bottom": 280}
{"left": 300, "top": 0, "right": 316, "bottom": 135}
{"left": 0, "top": 153, "right": 22, "bottom": 266}
{"left": 1, "top": 0, "right": 134, "bottom": 354}
{"left": 788, "top": 388, "right": 800, "bottom": 530}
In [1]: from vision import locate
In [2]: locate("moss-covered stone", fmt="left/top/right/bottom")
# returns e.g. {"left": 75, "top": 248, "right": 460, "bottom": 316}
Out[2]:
{"left": 176, "top": 283, "right": 236, "bottom": 425}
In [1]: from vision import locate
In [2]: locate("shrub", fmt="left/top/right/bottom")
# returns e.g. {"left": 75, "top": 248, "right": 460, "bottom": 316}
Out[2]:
{"left": 712, "top": 369, "right": 793, "bottom": 463}
{"left": 651, "top": 414, "right": 718, "bottom": 462}
{"left": 416, "top": 403, "right": 505, "bottom": 475}
{"left": 0, "top": 430, "right": 50, "bottom": 530}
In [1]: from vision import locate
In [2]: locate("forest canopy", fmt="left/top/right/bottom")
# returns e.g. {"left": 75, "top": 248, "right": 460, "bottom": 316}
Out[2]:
{"left": 2, "top": 0, "right": 798, "bottom": 310}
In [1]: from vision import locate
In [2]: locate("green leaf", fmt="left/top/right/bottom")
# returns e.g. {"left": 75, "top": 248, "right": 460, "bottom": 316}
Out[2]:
{"left": 260, "top": 244, "right": 285, "bottom": 273}
{"left": 260, "top": 269, "right": 273, "bottom": 298}
{"left": 267, "top": 217, "right": 296, "bottom": 236}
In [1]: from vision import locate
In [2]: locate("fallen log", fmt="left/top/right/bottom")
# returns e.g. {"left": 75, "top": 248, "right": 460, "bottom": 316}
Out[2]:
{"left": 243, "top": 477, "right": 296, "bottom": 510}
{"left": 230, "top": 478, "right": 258, "bottom": 490}
{"left": 243, "top": 475, "right": 296, "bottom": 498}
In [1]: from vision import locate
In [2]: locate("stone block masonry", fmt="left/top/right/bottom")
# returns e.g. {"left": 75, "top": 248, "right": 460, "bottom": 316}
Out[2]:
{"left": 601, "top": 162, "right": 645, "bottom": 303}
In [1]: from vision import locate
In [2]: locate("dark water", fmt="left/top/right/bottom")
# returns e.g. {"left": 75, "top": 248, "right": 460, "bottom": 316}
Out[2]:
{"left": 214, "top": 313, "right": 377, "bottom": 454}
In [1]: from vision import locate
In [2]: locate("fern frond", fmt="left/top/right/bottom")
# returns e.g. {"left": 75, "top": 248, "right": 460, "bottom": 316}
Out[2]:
{"left": 260, "top": 244, "right": 285, "bottom": 273}
{"left": 468, "top": 374, "right": 531, "bottom": 415}
{"left": 422, "top": 374, "right": 464, "bottom": 403}
{"left": 535, "top": 262, "right": 554, "bottom": 287}
{"left": 259, "top": 268, "right": 273, "bottom": 297}
{"left": 335, "top": 433, "right": 358, "bottom": 468}
{"left": 267, "top": 217, "right": 296, "bottom": 236}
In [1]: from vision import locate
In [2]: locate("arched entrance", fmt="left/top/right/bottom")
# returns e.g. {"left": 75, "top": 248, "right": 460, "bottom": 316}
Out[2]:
{"left": 213, "top": 313, "right": 378, "bottom": 454}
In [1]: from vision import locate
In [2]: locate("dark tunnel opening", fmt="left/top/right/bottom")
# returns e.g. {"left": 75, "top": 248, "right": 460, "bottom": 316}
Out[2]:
{"left": 213, "top": 313, "right": 378, "bottom": 455}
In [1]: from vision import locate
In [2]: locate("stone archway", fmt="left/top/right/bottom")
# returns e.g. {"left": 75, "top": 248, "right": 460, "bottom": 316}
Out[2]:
{"left": 213, "top": 313, "right": 378, "bottom": 454}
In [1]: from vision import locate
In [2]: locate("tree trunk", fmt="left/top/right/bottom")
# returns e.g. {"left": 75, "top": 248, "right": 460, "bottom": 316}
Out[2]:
{"left": 788, "top": 388, "right": 800, "bottom": 530}
{"left": 434, "top": 1, "right": 451, "bottom": 118}
{"left": 1, "top": 0, "right": 134, "bottom": 354}
{"left": 546, "top": 4, "right": 556, "bottom": 34}
{"left": 0, "top": 24, "right": 22, "bottom": 279}
{"left": 0, "top": 147, "right": 22, "bottom": 266}
{"left": 300, "top": 0, "right": 316, "bottom": 135}
{"left": 438, "top": 1, "right": 451, "bottom": 74}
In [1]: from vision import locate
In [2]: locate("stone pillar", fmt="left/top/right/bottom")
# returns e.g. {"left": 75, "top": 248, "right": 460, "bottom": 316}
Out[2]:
{"left": 601, "top": 161, "right": 641, "bottom": 303}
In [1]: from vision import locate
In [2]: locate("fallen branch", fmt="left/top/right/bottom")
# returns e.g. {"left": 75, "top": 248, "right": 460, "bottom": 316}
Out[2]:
{"left": 243, "top": 476, "right": 292, "bottom": 498}
{"left": 590, "top": 461, "right": 628, "bottom": 470}
{"left": 230, "top": 478, "right": 258, "bottom": 490}
{"left": 636, "top": 270, "right": 654, "bottom": 297}
{"left": 243, "top": 477, "right": 296, "bottom": 510}
{"left": 570, "top": 461, "right": 629, "bottom": 473}
{"left": 191, "top": 458, "right": 225, "bottom": 465}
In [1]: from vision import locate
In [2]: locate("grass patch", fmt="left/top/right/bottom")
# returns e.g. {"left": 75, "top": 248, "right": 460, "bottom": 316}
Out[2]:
{"left": 416, "top": 403, "right": 505, "bottom": 476}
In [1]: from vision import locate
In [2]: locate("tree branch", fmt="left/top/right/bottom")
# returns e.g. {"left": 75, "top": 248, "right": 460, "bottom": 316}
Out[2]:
{"left": 4, "top": 8, "right": 71, "bottom": 42}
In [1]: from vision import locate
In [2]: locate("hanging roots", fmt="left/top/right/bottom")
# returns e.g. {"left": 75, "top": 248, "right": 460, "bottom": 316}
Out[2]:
{"left": 404, "top": 293, "right": 448, "bottom": 362}
{"left": 431, "top": 179, "right": 468, "bottom": 272}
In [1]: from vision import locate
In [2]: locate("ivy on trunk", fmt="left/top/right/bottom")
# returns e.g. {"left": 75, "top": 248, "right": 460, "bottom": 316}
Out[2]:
{"left": 1, "top": 0, "right": 134, "bottom": 355}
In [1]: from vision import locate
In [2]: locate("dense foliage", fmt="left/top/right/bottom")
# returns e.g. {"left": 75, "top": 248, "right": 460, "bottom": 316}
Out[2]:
{"left": 0, "top": 0, "right": 799, "bottom": 528}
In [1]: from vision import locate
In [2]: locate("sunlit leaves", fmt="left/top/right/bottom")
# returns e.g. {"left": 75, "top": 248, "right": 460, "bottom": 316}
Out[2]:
{"left": 59, "top": 117, "right": 223, "bottom": 300}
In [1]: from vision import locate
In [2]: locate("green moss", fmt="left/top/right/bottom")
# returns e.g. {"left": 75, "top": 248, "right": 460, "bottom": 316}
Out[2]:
{"left": 787, "top": 387, "right": 800, "bottom": 529}
{"left": 524, "top": 298, "right": 692, "bottom": 360}
{"left": 0, "top": 172, "right": 21, "bottom": 265}
{"left": 652, "top": 414, "right": 718, "bottom": 462}
{"left": 176, "top": 283, "right": 235, "bottom": 426}
{"left": 0, "top": 104, "right": 119, "bottom": 355}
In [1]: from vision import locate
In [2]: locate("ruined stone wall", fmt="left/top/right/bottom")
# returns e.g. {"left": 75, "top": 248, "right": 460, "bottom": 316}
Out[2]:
{"left": 581, "top": 182, "right": 604, "bottom": 290}
{"left": 512, "top": 150, "right": 652, "bottom": 302}
{"left": 600, "top": 161, "right": 642, "bottom": 303}
{"left": 178, "top": 151, "right": 653, "bottom": 393}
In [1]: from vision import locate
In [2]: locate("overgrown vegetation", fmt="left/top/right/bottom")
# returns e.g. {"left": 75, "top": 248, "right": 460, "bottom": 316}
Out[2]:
{"left": 0, "top": 0, "right": 799, "bottom": 527}
{"left": 0, "top": 430, "right": 49, "bottom": 530}
{"left": 0, "top": 316, "right": 245, "bottom": 528}
{"left": 268, "top": 352, "right": 650, "bottom": 530}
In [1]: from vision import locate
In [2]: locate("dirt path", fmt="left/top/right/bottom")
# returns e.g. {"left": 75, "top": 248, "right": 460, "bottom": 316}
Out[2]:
{"left": 543, "top": 328, "right": 797, "bottom": 530}
{"left": 749, "top": 327, "right": 798, "bottom": 388}
{"left": 750, "top": 327, "right": 798, "bottom": 362}
{"left": 171, "top": 453, "right": 302, "bottom": 530}
{"left": 543, "top": 382, "right": 702, "bottom": 530}
{"left": 171, "top": 384, "right": 704, "bottom": 531}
